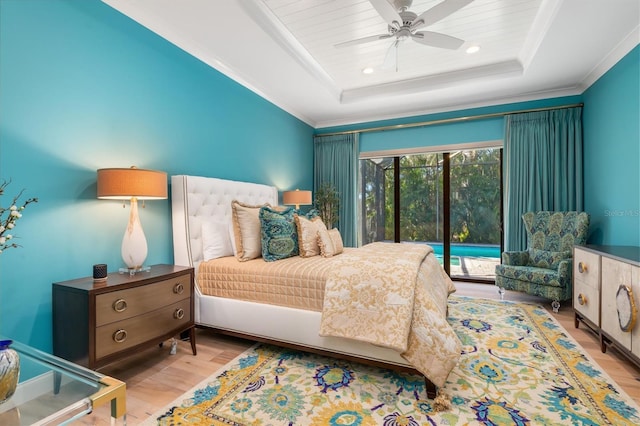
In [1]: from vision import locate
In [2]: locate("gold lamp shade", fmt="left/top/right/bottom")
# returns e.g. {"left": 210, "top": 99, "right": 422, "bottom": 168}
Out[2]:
{"left": 282, "top": 189, "right": 312, "bottom": 209}
{"left": 97, "top": 167, "right": 167, "bottom": 200}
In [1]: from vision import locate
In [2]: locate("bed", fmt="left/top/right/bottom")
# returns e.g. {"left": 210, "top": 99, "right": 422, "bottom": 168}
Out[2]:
{"left": 171, "top": 174, "right": 461, "bottom": 399}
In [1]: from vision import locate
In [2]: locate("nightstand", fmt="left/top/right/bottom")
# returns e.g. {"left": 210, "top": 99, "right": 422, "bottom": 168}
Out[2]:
{"left": 52, "top": 264, "right": 196, "bottom": 370}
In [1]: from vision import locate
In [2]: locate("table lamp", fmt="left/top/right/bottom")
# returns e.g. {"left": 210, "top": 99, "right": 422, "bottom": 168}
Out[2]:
{"left": 97, "top": 166, "right": 167, "bottom": 274}
{"left": 282, "top": 189, "right": 312, "bottom": 210}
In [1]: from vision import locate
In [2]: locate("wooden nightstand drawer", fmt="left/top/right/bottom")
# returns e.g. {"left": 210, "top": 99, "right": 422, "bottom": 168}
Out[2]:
{"left": 96, "top": 298, "right": 191, "bottom": 359}
{"left": 96, "top": 274, "right": 192, "bottom": 326}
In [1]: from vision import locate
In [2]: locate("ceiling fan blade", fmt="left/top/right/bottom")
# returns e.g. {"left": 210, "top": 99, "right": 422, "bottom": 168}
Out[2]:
{"left": 369, "top": 0, "right": 403, "bottom": 30}
{"left": 411, "top": 0, "right": 473, "bottom": 31}
{"left": 335, "top": 33, "right": 392, "bottom": 48}
{"left": 381, "top": 40, "right": 399, "bottom": 71}
{"left": 411, "top": 31, "right": 464, "bottom": 49}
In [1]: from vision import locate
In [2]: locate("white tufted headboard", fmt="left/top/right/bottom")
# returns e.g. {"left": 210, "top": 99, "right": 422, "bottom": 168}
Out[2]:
{"left": 171, "top": 175, "right": 278, "bottom": 269}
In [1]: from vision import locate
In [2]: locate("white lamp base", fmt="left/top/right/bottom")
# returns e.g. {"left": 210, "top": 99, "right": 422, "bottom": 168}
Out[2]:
{"left": 120, "top": 198, "right": 149, "bottom": 274}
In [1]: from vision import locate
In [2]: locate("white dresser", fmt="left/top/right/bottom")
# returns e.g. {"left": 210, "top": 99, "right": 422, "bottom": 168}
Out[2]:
{"left": 573, "top": 245, "right": 640, "bottom": 369}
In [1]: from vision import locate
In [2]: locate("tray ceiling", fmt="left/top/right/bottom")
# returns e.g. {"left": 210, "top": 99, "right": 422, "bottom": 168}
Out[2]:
{"left": 102, "top": 0, "right": 639, "bottom": 128}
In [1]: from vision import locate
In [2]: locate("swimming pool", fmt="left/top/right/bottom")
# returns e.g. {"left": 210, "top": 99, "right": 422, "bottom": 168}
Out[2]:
{"left": 436, "top": 254, "right": 461, "bottom": 266}
{"left": 428, "top": 243, "right": 500, "bottom": 259}
{"left": 398, "top": 241, "right": 500, "bottom": 273}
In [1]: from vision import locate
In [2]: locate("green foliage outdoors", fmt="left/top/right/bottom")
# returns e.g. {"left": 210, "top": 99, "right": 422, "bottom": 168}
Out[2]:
{"left": 361, "top": 149, "right": 501, "bottom": 245}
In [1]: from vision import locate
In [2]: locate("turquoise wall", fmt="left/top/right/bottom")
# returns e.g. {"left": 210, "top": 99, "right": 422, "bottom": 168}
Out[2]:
{"left": 583, "top": 45, "right": 640, "bottom": 246}
{"left": 0, "top": 0, "right": 313, "bottom": 354}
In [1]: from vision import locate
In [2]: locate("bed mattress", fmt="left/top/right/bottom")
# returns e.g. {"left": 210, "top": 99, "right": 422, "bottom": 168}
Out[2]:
{"left": 197, "top": 250, "right": 355, "bottom": 311}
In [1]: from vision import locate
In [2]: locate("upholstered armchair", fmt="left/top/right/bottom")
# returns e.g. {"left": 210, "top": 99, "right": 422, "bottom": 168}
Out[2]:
{"left": 495, "top": 211, "right": 590, "bottom": 312}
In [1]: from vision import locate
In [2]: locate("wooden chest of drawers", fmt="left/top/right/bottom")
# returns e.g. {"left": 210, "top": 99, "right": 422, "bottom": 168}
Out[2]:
{"left": 53, "top": 265, "right": 196, "bottom": 369}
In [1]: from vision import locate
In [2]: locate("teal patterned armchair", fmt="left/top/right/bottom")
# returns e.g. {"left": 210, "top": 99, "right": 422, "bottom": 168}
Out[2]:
{"left": 495, "top": 211, "right": 590, "bottom": 312}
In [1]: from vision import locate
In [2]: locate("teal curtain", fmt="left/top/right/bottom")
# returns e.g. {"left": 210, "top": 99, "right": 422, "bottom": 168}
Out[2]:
{"left": 504, "top": 107, "right": 583, "bottom": 251}
{"left": 314, "top": 133, "right": 359, "bottom": 247}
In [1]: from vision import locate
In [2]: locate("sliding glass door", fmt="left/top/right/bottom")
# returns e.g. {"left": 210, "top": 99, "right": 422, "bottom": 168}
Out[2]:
{"left": 399, "top": 153, "right": 444, "bottom": 245}
{"left": 360, "top": 147, "right": 501, "bottom": 281}
{"left": 360, "top": 157, "right": 394, "bottom": 244}
{"left": 449, "top": 148, "right": 501, "bottom": 280}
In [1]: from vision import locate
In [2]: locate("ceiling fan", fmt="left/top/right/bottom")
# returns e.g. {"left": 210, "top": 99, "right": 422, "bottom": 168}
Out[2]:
{"left": 336, "top": 0, "right": 473, "bottom": 70}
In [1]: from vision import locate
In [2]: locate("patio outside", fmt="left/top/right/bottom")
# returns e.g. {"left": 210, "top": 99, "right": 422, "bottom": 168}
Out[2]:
{"left": 360, "top": 149, "right": 502, "bottom": 282}
{"left": 450, "top": 255, "right": 500, "bottom": 280}
{"left": 430, "top": 242, "right": 500, "bottom": 281}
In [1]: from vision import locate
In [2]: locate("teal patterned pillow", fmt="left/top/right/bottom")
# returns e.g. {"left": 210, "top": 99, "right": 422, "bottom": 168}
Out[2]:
{"left": 528, "top": 248, "right": 572, "bottom": 270}
{"left": 259, "top": 206, "right": 299, "bottom": 262}
{"left": 302, "top": 208, "right": 319, "bottom": 219}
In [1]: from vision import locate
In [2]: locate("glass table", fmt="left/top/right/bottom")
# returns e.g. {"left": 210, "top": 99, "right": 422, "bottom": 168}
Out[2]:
{"left": 0, "top": 338, "right": 126, "bottom": 425}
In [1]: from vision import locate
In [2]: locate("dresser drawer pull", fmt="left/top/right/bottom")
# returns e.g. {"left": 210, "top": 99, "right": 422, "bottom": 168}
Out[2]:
{"left": 112, "top": 299, "right": 128, "bottom": 312}
{"left": 577, "top": 293, "right": 587, "bottom": 306}
{"left": 578, "top": 262, "right": 587, "bottom": 273}
{"left": 173, "top": 283, "right": 184, "bottom": 295}
{"left": 174, "top": 308, "right": 185, "bottom": 320}
{"left": 113, "top": 329, "right": 128, "bottom": 343}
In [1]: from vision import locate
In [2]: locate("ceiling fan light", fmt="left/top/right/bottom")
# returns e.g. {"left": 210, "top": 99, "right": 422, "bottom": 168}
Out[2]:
{"left": 466, "top": 45, "right": 480, "bottom": 54}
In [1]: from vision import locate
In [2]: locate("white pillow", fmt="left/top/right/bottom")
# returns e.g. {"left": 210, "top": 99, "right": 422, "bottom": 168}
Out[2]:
{"left": 201, "top": 220, "right": 233, "bottom": 261}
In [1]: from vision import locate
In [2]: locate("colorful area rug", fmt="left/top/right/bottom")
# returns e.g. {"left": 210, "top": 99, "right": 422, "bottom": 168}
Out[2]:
{"left": 147, "top": 297, "right": 640, "bottom": 425}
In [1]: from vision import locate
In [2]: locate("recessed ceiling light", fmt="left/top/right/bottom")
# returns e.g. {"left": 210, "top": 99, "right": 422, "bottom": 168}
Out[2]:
{"left": 466, "top": 45, "right": 480, "bottom": 54}
{"left": 362, "top": 67, "right": 374, "bottom": 74}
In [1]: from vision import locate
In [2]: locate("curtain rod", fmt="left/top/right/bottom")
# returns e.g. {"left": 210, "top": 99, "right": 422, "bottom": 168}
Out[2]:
{"left": 315, "top": 102, "right": 584, "bottom": 137}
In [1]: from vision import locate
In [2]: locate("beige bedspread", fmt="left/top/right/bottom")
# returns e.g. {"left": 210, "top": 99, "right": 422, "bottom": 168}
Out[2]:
{"left": 319, "top": 242, "right": 461, "bottom": 388}
{"left": 198, "top": 250, "right": 353, "bottom": 311}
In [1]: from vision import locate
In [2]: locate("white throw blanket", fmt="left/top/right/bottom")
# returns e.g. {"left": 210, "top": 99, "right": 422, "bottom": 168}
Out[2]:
{"left": 319, "top": 242, "right": 461, "bottom": 388}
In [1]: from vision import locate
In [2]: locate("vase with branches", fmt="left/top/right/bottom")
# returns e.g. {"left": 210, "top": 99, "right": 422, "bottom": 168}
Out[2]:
{"left": 315, "top": 182, "right": 339, "bottom": 229}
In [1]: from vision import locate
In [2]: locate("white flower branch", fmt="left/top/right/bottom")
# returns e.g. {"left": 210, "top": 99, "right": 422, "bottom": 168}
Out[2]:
{"left": 0, "top": 179, "right": 38, "bottom": 253}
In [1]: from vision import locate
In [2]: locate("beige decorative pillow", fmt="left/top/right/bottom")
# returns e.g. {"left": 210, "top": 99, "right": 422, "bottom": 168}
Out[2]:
{"left": 328, "top": 228, "right": 344, "bottom": 255}
{"left": 317, "top": 227, "right": 334, "bottom": 257}
{"left": 295, "top": 215, "right": 326, "bottom": 257}
{"left": 231, "top": 200, "right": 268, "bottom": 261}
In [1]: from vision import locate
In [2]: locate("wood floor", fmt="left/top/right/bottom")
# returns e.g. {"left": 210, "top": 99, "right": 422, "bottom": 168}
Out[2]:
{"left": 76, "top": 283, "right": 640, "bottom": 425}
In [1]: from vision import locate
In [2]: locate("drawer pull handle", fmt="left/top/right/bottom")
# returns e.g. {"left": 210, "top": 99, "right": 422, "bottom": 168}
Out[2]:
{"left": 578, "top": 262, "right": 587, "bottom": 273}
{"left": 173, "top": 283, "right": 184, "bottom": 295}
{"left": 577, "top": 293, "right": 587, "bottom": 306}
{"left": 113, "top": 329, "right": 128, "bottom": 343}
{"left": 174, "top": 308, "right": 185, "bottom": 320}
{"left": 113, "top": 299, "right": 127, "bottom": 312}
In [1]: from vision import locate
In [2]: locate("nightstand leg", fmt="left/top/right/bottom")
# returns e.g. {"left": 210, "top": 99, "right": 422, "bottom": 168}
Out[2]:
{"left": 189, "top": 327, "right": 197, "bottom": 355}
